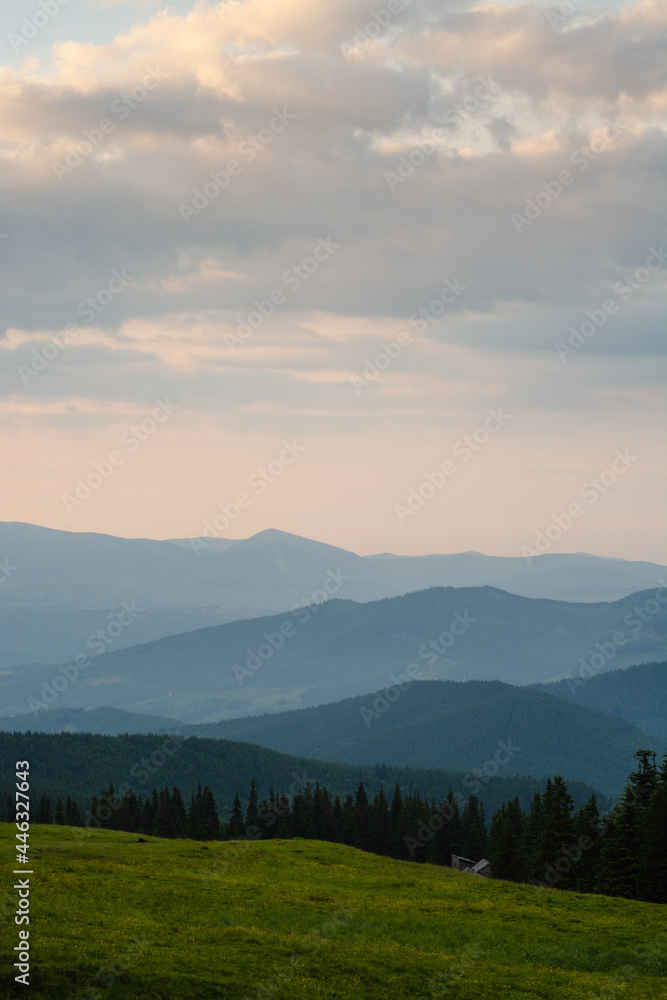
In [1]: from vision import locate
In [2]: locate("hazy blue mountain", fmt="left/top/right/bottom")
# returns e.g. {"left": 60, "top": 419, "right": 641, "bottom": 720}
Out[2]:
{"left": 536, "top": 661, "right": 667, "bottom": 737}
{"left": 1, "top": 586, "right": 664, "bottom": 723}
{"left": 1, "top": 520, "right": 665, "bottom": 666}
{"left": 0, "top": 705, "right": 180, "bottom": 735}
{"left": 0, "top": 606, "right": 249, "bottom": 668}
{"left": 3, "top": 679, "right": 661, "bottom": 795}
{"left": 166, "top": 679, "right": 664, "bottom": 796}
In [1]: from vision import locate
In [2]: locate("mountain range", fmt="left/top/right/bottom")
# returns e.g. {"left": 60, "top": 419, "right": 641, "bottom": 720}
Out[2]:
{"left": 2, "top": 664, "right": 664, "bottom": 795}
{"left": 2, "top": 585, "right": 665, "bottom": 725}
{"left": 1, "top": 520, "right": 665, "bottom": 666}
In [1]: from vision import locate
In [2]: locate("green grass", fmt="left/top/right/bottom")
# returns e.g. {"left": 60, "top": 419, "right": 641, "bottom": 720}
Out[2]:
{"left": 1, "top": 824, "right": 666, "bottom": 999}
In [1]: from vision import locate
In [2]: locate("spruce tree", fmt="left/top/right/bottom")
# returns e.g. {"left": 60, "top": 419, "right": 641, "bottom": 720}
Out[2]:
{"left": 354, "top": 782, "right": 371, "bottom": 851}
{"left": 245, "top": 780, "right": 259, "bottom": 831}
{"left": 370, "top": 785, "right": 391, "bottom": 856}
{"left": 228, "top": 792, "right": 245, "bottom": 839}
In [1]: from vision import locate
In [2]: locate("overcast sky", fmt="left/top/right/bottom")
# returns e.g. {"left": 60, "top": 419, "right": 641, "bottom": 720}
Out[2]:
{"left": 1, "top": 0, "right": 665, "bottom": 560}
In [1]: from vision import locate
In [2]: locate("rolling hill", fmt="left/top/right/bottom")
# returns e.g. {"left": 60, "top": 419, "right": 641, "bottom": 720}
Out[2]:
{"left": 1, "top": 585, "right": 665, "bottom": 723}
{"left": 537, "top": 661, "right": 667, "bottom": 736}
{"left": 165, "top": 679, "right": 664, "bottom": 795}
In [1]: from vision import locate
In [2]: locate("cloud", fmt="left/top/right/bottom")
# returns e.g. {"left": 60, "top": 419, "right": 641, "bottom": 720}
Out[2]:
{"left": 0, "top": 0, "right": 664, "bottom": 557}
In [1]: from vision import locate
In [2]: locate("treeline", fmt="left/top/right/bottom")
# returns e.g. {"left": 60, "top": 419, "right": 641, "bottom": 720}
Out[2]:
{"left": 0, "top": 730, "right": 606, "bottom": 819}
{"left": 10, "top": 749, "right": 664, "bottom": 903}
{"left": 489, "top": 749, "right": 667, "bottom": 903}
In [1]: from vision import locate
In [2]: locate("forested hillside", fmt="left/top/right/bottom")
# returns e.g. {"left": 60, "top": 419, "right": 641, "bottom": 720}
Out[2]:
{"left": 537, "top": 661, "right": 666, "bottom": 735}
{"left": 173, "top": 679, "right": 665, "bottom": 794}
{"left": 0, "top": 731, "right": 605, "bottom": 824}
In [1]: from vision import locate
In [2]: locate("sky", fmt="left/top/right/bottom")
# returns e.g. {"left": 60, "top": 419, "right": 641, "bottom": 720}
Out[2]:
{"left": 0, "top": 0, "right": 665, "bottom": 560}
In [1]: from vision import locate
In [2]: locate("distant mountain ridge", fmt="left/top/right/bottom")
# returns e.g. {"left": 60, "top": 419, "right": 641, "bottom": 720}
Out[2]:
{"left": 1, "top": 585, "right": 665, "bottom": 724}
{"left": 0, "top": 520, "right": 665, "bottom": 666}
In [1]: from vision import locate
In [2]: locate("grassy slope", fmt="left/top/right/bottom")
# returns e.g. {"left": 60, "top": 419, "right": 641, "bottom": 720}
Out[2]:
{"left": 1, "top": 825, "right": 665, "bottom": 999}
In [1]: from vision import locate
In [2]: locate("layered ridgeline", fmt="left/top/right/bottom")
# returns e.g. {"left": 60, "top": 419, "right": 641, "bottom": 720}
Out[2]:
{"left": 2, "top": 585, "right": 665, "bottom": 722}
{"left": 0, "top": 731, "right": 606, "bottom": 821}
{"left": 537, "top": 661, "right": 667, "bottom": 737}
{"left": 1, "top": 520, "right": 666, "bottom": 665}
{"left": 163, "top": 679, "right": 665, "bottom": 796}
{"left": 2, "top": 671, "right": 665, "bottom": 795}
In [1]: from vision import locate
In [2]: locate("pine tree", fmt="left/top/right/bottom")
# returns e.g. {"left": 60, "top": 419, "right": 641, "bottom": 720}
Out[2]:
{"left": 65, "top": 796, "right": 83, "bottom": 827}
{"left": 228, "top": 793, "right": 245, "bottom": 838}
{"left": 370, "top": 785, "right": 391, "bottom": 856}
{"left": 460, "top": 795, "right": 486, "bottom": 860}
{"left": 638, "top": 754, "right": 667, "bottom": 902}
{"left": 341, "top": 794, "right": 356, "bottom": 846}
{"left": 245, "top": 780, "right": 259, "bottom": 831}
{"left": 37, "top": 795, "right": 53, "bottom": 824}
{"left": 533, "top": 777, "right": 576, "bottom": 889}
{"left": 200, "top": 786, "right": 220, "bottom": 840}
{"left": 596, "top": 751, "right": 659, "bottom": 900}
{"left": 491, "top": 815, "right": 524, "bottom": 882}
{"left": 572, "top": 795, "right": 601, "bottom": 893}
{"left": 354, "top": 782, "right": 371, "bottom": 851}
{"left": 171, "top": 787, "right": 188, "bottom": 838}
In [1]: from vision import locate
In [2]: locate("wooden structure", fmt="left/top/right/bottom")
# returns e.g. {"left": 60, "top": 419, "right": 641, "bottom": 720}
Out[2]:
{"left": 451, "top": 854, "right": 491, "bottom": 878}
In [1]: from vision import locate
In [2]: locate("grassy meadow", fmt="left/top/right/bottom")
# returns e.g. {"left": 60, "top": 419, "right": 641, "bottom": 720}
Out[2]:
{"left": 1, "top": 823, "right": 666, "bottom": 999}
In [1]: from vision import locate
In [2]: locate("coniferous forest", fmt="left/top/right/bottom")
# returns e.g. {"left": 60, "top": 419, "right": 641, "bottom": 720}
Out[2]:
{"left": 6, "top": 749, "right": 664, "bottom": 905}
